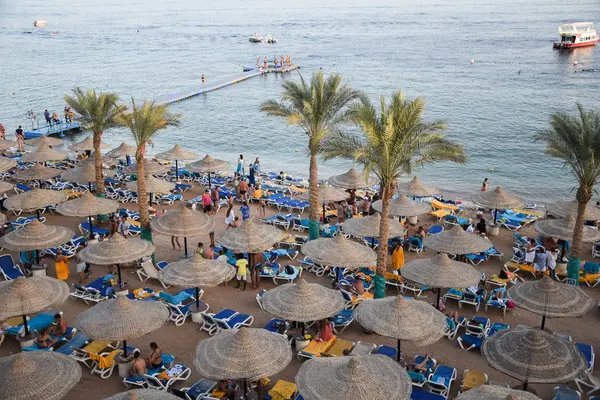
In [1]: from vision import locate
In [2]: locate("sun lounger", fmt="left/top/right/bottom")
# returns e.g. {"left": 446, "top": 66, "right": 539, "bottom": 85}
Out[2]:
{"left": 70, "top": 275, "right": 114, "bottom": 304}
{"left": 444, "top": 316, "right": 467, "bottom": 340}
{"left": 6, "top": 312, "right": 55, "bottom": 337}
{"left": 459, "top": 290, "right": 486, "bottom": 312}
{"left": 70, "top": 340, "right": 116, "bottom": 364}
{"left": 137, "top": 259, "right": 170, "bottom": 288}
{"left": 263, "top": 318, "right": 290, "bottom": 339}
{"left": 323, "top": 338, "right": 354, "bottom": 357}
{"left": 576, "top": 342, "right": 595, "bottom": 372}
{"left": 200, "top": 309, "right": 239, "bottom": 336}
{"left": 54, "top": 332, "right": 90, "bottom": 356}
{"left": 340, "top": 289, "right": 373, "bottom": 309}
{"left": 486, "top": 322, "right": 510, "bottom": 337}
{"left": 485, "top": 288, "right": 508, "bottom": 316}
{"left": 410, "top": 388, "right": 445, "bottom": 400}
{"left": 268, "top": 380, "right": 297, "bottom": 400}
{"left": 407, "top": 237, "right": 423, "bottom": 253}
{"left": 504, "top": 261, "right": 547, "bottom": 279}
{"left": 158, "top": 291, "right": 204, "bottom": 327}
{"left": 298, "top": 336, "right": 337, "bottom": 360}
{"left": 465, "top": 316, "right": 490, "bottom": 337}
{"left": 11, "top": 215, "right": 46, "bottom": 228}
{"left": 375, "top": 344, "right": 398, "bottom": 360}
{"left": 78, "top": 221, "right": 110, "bottom": 238}
{"left": 406, "top": 355, "right": 436, "bottom": 387}
{"left": 89, "top": 348, "right": 125, "bottom": 378}
{"left": 553, "top": 386, "right": 582, "bottom": 400}
{"left": 348, "top": 341, "right": 376, "bottom": 356}
{"left": 457, "top": 334, "right": 483, "bottom": 351}
{"left": 431, "top": 200, "right": 460, "bottom": 212}
{"left": 428, "top": 208, "right": 452, "bottom": 221}
{"left": 427, "top": 365, "right": 457, "bottom": 399}
{"left": 331, "top": 309, "right": 354, "bottom": 334}
{"left": 0, "top": 254, "right": 24, "bottom": 280}
{"left": 485, "top": 271, "right": 519, "bottom": 288}
{"left": 575, "top": 370, "right": 600, "bottom": 396}
{"left": 460, "top": 369, "right": 488, "bottom": 391}
{"left": 179, "top": 379, "right": 218, "bottom": 400}
{"left": 214, "top": 313, "right": 254, "bottom": 332}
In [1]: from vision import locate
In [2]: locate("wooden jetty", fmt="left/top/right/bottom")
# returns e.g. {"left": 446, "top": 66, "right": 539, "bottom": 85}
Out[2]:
{"left": 24, "top": 121, "right": 81, "bottom": 139}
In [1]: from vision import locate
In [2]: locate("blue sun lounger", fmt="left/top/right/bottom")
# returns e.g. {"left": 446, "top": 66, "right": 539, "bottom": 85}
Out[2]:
{"left": 179, "top": 378, "right": 218, "bottom": 400}
{"left": 375, "top": 344, "right": 398, "bottom": 360}
{"left": 576, "top": 342, "right": 595, "bottom": 372}
{"left": 6, "top": 312, "right": 55, "bottom": 336}
{"left": 410, "top": 388, "right": 445, "bottom": 400}
{"left": 0, "top": 254, "right": 25, "bottom": 280}
{"left": 78, "top": 221, "right": 110, "bottom": 237}
{"left": 54, "top": 332, "right": 90, "bottom": 355}
{"left": 427, "top": 365, "right": 457, "bottom": 399}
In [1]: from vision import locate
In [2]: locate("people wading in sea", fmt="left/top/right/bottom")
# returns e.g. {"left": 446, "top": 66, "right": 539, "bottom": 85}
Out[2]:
{"left": 481, "top": 178, "right": 488, "bottom": 192}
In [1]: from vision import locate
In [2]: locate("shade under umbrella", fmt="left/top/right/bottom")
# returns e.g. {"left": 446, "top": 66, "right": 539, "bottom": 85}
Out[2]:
{"left": 547, "top": 199, "right": 600, "bottom": 220}
{"left": 0, "top": 276, "right": 70, "bottom": 321}
{"left": 106, "top": 142, "right": 136, "bottom": 158}
{"left": 472, "top": 186, "right": 524, "bottom": 211}
{"left": 104, "top": 389, "right": 182, "bottom": 400}
{"left": 507, "top": 276, "right": 595, "bottom": 329}
{"left": 328, "top": 168, "right": 374, "bottom": 190}
{"left": 25, "top": 136, "right": 63, "bottom": 147}
{"left": 373, "top": 195, "right": 431, "bottom": 216}
{"left": 69, "top": 136, "right": 108, "bottom": 152}
{"left": 4, "top": 188, "right": 68, "bottom": 213}
{"left": 0, "top": 351, "right": 82, "bottom": 400}
{"left": 124, "top": 159, "right": 170, "bottom": 175}
{"left": 455, "top": 385, "right": 542, "bottom": 400}
{"left": 12, "top": 164, "right": 61, "bottom": 181}
{"left": 187, "top": 154, "right": 230, "bottom": 173}
{"left": 299, "top": 186, "right": 348, "bottom": 204}
{"left": 296, "top": 355, "right": 412, "bottom": 400}
{"left": 21, "top": 145, "right": 67, "bottom": 163}
{"left": 0, "top": 155, "right": 17, "bottom": 172}
{"left": 341, "top": 212, "right": 405, "bottom": 239}
{"left": 0, "top": 219, "right": 75, "bottom": 252}
{"left": 534, "top": 214, "right": 600, "bottom": 242}
{"left": 74, "top": 295, "right": 169, "bottom": 357}
{"left": 481, "top": 328, "right": 587, "bottom": 387}
{"left": 301, "top": 235, "right": 376, "bottom": 269}
{"left": 194, "top": 328, "right": 292, "bottom": 381}
{"left": 155, "top": 144, "right": 199, "bottom": 161}
{"left": 0, "top": 139, "right": 17, "bottom": 151}
{"left": 396, "top": 176, "right": 438, "bottom": 197}
{"left": 423, "top": 225, "right": 492, "bottom": 255}
{"left": 0, "top": 180, "right": 14, "bottom": 193}
{"left": 261, "top": 279, "right": 346, "bottom": 323}
{"left": 218, "top": 219, "right": 283, "bottom": 253}
{"left": 61, "top": 163, "right": 115, "bottom": 186}
{"left": 126, "top": 174, "right": 175, "bottom": 194}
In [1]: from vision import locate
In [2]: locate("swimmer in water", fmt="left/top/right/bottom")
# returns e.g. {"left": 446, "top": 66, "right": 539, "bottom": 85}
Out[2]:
{"left": 201, "top": 74, "right": 206, "bottom": 83}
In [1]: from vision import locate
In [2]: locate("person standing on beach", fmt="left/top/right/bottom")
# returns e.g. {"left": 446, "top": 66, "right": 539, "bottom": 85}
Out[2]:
{"left": 481, "top": 178, "right": 488, "bottom": 191}
{"left": 236, "top": 154, "right": 245, "bottom": 178}
{"left": 15, "top": 126, "right": 24, "bottom": 152}
{"left": 201, "top": 189, "right": 212, "bottom": 213}
{"left": 238, "top": 178, "right": 249, "bottom": 202}
{"left": 211, "top": 186, "right": 220, "bottom": 215}
{"left": 240, "top": 202, "right": 250, "bottom": 221}
{"left": 248, "top": 162, "right": 256, "bottom": 186}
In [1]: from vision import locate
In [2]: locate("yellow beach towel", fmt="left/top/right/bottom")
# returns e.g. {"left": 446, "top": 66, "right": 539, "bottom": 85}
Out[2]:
{"left": 89, "top": 348, "right": 119, "bottom": 370}
{"left": 55, "top": 260, "right": 70, "bottom": 281}
{"left": 268, "top": 380, "right": 297, "bottom": 400}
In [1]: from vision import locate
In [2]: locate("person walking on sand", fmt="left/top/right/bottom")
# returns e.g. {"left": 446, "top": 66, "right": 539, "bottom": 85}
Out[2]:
{"left": 55, "top": 249, "right": 69, "bottom": 281}
{"left": 15, "top": 126, "right": 24, "bottom": 152}
{"left": 481, "top": 178, "right": 488, "bottom": 192}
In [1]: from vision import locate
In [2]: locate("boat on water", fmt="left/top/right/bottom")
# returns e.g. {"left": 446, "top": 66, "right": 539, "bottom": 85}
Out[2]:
{"left": 249, "top": 33, "right": 262, "bottom": 43}
{"left": 553, "top": 22, "right": 599, "bottom": 49}
{"left": 265, "top": 34, "right": 278, "bottom": 44}
{"left": 33, "top": 19, "right": 47, "bottom": 27}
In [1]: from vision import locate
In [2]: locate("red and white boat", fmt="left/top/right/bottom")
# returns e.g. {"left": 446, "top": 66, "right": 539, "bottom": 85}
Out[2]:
{"left": 553, "top": 22, "right": 599, "bottom": 49}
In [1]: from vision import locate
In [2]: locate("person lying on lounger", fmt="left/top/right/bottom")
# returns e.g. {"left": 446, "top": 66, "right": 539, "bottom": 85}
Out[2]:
{"left": 408, "top": 355, "right": 432, "bottom": 374}
{"left": 37, "top": 328, "right": 58, "bottom": 348}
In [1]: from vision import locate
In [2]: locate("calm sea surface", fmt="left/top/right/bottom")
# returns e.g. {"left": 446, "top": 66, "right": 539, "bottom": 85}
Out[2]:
{"left": 1, "top": 0, "right": 599, "bottom": 203}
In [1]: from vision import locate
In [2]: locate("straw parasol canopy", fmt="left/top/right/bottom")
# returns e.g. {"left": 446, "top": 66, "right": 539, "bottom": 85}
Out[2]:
{"left": 218, "top": 219, "right": 284, "bottom": 253}
{"left": 158, "top": 252, "right": 236, "bottom": 287}
{"left": 260, "top": 279, "right": 346, "bottom": 322}
{"left": 508, "top": 276, "right": 595, "bottom": 319}
{"left": 151, "top": 205, "right": 215, "bottom": 237}
{"left": 0, "top": 277, "right": 70, "bottom": 320}
{"left": 401, "top": 253, "right": 482, "bottom": 289}
{"left": 341, "top": 212, "right": 405, "bottom": 238}
{"left": 0, "top": 180, "right": 14, "bottom": 193}
{"left": 78, "top": 233, "right": 155, "bottom": 265}
{"left": 12, "top": 164, "right": 61, "bottom": 181}
{"left": 373, "top": 195, "right": 431, "bottom": 216}
{"left": 299, "top": 186, "right": 348, "bottom": 204}
{"left": 4, "top": 188, "right": 68, "bottom": 213}
{"left": 106, "top": 142, "right": 137, "bottom": 158}
{"left": 187, "top": 154, "right": 230, "bottom": 173}
{"left": 74, "top": 295, "right": 169, "bottom": 341}
{"left": 124, "top": 159, "right": 170, "bottom": 175}
{"left": 455, "top": 385, "right": 542, "bottom": 400}
{"left": 0, "top": 219, "right": 75, "bottom": 252}
{"left": 0, "top": 139, "right": 17, "bottom": 151}
{"left": 481, "top": 328, "right": 588, "bottom": 384}
{"left": 55, "top": 191, "right": 119, "bottom": 217}
{"left": 328, "top": 168, "right": 375, "bottom": 190}
{"left": 534, "top": 214, "right": 600, "bottom": 242}
{"left": 356, "top": 296, "right": 447, "bottom": 346}
{"left": 25, "top": 136, "right": 63, "bottom": 147}
{"left": 126, "top": 174, "right": 175, "bottom": 194}
{"left": 547, "top": 199, "right": 600, "bottom": 220}
{"left": 301, "top": 235, "right": 376, "bottom": 268}
{"left": 104, "top": 389, "right": 182, "bottom": 400}
{"left": 0, "top": 156, "right": 17, "bottom": 172}
{"left": 423, "top": 225, "right": 492, "bottom": 255}
{"left": 296, "top": 355, "right": 412, "bottom": 400}
{"left": 0, "top": 351, "right": 82, "bottom": 400}
{"left": 194, "top": 328, "right": 292, "bottom": 381}
{"left": 155, "top": 144, "right": 199, "bottom": 161}
{"left": 396, "top": 176, "right": 438, "bottom": 197}
{"left": 69, "top": 136, "right": 108, "bottom": 152}
{"left": 61, "top": 163, "right": 115, "bottom": 185}
{"left": 0, "top": 213, "right": 6, "bottom": 226}
{"left": 472, "top": 186, "right": 524, "bottom": 210}
{"left": 21, "top": 145, "right": 67, "bottom": 163}
{"left": 81, "top": 153, "right": 118, "bottom": 167}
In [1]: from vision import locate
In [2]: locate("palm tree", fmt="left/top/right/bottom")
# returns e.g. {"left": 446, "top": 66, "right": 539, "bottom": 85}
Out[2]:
{"left": 536, "top": 103, "right": 600, "bottom": 284}
{"left": 64, "top": 88, "right": 126, "bottom": 193}
{"left": 261, "top": 71, "right": 360, "bottom": 239}
{"left": 117, "top": 99, "right": 181, "bottom": 239}
{"left": 322, "top": 91, "right": 466, "bottom": 298}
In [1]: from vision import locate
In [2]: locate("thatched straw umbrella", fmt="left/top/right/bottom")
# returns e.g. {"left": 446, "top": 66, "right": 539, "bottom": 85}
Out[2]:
{"left": 61, "top": 163, "right": 115, "bottom": 190}
{"left": 0, "top": 139, "right": 17, "bottom": 151}
{"left": 25, "top": 136, "right": 63, "bottom": 147}
{"left": 423, "top": 225, "right": 492, "bottom": 255}
{"left": 0, "top": 351, "right": 82, "bottom": 400}
{"left": 328, "top": 168, "right": 374, "bottom": 190}
{"left": 0, "top": 180, "right": 13, "bottom": 193}
{"left": 299, "top": 186, "right": 349, "bottom": 219}
{"left": 301, "top": 235, "right": 377, "bottom": 270}
{"left": 0, "top": 277, "right": 70, "bottom": 335}
{"left": 158, "top": 253, "right": 235, "bottom": 311}
{"left": 55, "top": 191, "right": 119, "bottom": 238}
{"left": 150, "top": 205, "right": 214, "bottom": 257}
{"left": 104, "top": 389, "right": 182, "bottom": 400}
{"left": 124, "top": 159, "right": 170, "bottom": 175}
{"left": 12, "top": 164, "right": 61, "bottom": 182}
{"left": 126, "top": 174, "right": 175, "bottom": 206}
{"left": 296, "top": 354, "right": 412, "bottom": 400}
{"left": 106, "top": 142, "right": 136, "bottom": 165}
{"left": 69, "top": 136, "right": 108, "bottom": 152}
{"left": 507, "top": 276, "right": 595, "bottom": 330}
{"left": 0, "top": 155, "right": 17, "bottom": 171}
{"left": 481, "top": 328, "right": 587, "bottom": 390}
{"left": 155, "top": 144, "right": 199, "bottom": 181}
{"left": 547, "top": 199, "right": 600, "bottom": 220}
{"left": 218, "top": 219, "right": 283, "bottom": 253}
{"left": 355, "top": 296, "right": 447, "bottom": 362}
{"left": 472, "top": 186, "right": 524, "bottom": 224}
{"left": 341, "top": 212, "right": 405, "bottom": 247}
{"left": 396, "top": 176, "right": 438, "bottom": 197}
{"left": 534, "top": 214, "right": 599, "bottom": 242}
{"left": 194, "top": 328, "right": 292, "bottom": 398}
{"left": 0, "top": 212, "right": 6, "bottom": 226}
{"left": 401, "top": 253, "right": 482, "bottom": 307}
{"left": 74, "top": 295, "right": 169, "bottom": 357}
{"left": 187, "top": 155, "right": 230, "bottom": 188}
{"left": 455, "top": 385, "right": 542, "bottom": 400}
{"left": 4, "top": 188, "right": 67, "bottom": 219}
{"left": 372, "top": 195, "right": 431, "bottom": 217}
{"left": 21, "top": 145, "right": 67, "bottom": 163}
{"left": 77, "top": 233, "right": 155, "bottom": 285}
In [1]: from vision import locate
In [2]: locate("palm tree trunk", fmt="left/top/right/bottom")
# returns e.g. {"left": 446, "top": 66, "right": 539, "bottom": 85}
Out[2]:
{"left": 136, "top": 144, "right": 150, "bottom": 229}
{"left": 567, "top": 186, "right": 592, "bottom": 284}
{"left": 374, "top": 183, "right": 393, "bottom": 299}
{"left": 308, "top": 151, "right": 319, "bottom": 240}
{"left": 93, "top": 131, "right": 105, "bottom": 193}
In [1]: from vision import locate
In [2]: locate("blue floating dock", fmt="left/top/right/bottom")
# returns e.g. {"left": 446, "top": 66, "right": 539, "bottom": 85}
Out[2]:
{"left": 154, "top": 64, "right": 300, "bottom": 105}
{"left": 24, "top": 121, "right": 81, "bottom": 139}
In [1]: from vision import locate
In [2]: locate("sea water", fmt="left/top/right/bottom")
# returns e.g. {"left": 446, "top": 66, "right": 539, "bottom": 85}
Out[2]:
{"left": 0, "top": 0, "right": 599, "bottom": 204}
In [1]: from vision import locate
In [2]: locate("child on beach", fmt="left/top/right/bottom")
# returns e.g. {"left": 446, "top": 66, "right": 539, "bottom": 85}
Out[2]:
{"left": 235, "top": 254, "right": 248, "bottom": 291}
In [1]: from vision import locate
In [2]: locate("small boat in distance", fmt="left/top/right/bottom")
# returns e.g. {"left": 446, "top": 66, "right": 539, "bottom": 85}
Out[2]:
{"left": 249, "top": 33, "right": 262, "bottom": 43}
{"left": 265, "top": 34, "right": 278, "bottom": 44}
{"left": 553, "top": 22, "right": 599, "bottom": 49}
{"left": 33, "top": 19, "right": 47, "bottom": 27}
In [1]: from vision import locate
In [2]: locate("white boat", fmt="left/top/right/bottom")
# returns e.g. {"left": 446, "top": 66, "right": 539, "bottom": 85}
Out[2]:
{"left": 33, "top": 19, "right": 47, "bottom": 27}
{"left": 249, "top": 33, "right": 262, "bottom": 43}
{"left": 265, "top": 34, "right": 278, "bottom": 44}
{"left": 553, "top": 22, "right": 599, "bottom": 49}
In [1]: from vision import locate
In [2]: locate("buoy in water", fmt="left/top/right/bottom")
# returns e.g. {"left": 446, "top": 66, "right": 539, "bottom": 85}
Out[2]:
{"left": 295, "top": 149, "right": 299, "bottom": 152}
{"left": 470, "top": 59, "right": 475, "bottom": 64}
{"left": 573, "top": 60, "right": 578, "bottom": 65}
{"left": 490, "top": 168, "right": 494, "bottom": 172}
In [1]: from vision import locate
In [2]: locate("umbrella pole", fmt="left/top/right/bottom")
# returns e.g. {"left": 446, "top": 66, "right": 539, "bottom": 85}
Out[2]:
{"left": 149, "top": 193, "right": 152, "bottom": 206}
{"left": 396, "top": 339, "right": 401, "bottom": 362}
{"left": 540, "top": 315, "right": 546, "bottom": 331}
{"left": 494, "top": 208, "right": 498, "bottom": 225}
{"left": 22, "top": 315, "right": 29, "bottom": 336}
{"left": 208, "top": 172, "right": 211, "bottom": 189}
{"left": 175, "top": 160, "right": 179, "bottom": 181}
{"left": 184, "top": 237, "right": 188, "bottom": 258}
{"left": 523, "top": 380, "right": 528, "bottom": 391}
{"left": 35, "top": 249, "right": 40, "bottom": 265}
{"left": 322, "top": 203, "right": 326, "bottom": 223}
{"left": 117, "top": 263, "right": 122, "bottom": 285}
{"left": 123, "top": 340, "right": 128, "bottom": 358}
{"left": 371, "top": 237, "right": 375, "bottom": 249}
{"left": 36, "top": 209, "right": 41, "bottom": 221}
{"left": 436, "top": 289, "right": 442, "bottom": 311}
{"left": 243, "top": 380, "right": 248, "bottom": 400}
{"left": 89, "top": 182, "right": 92, "bottom": 192}
{"left": 88, "top": 215, "right": 94, "bottom": 238}
{"left": 126, "top": 155, "right": 131, "bottom": 166}
{"left": 195, "top": 286, "right": 201, "bottom": 308}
